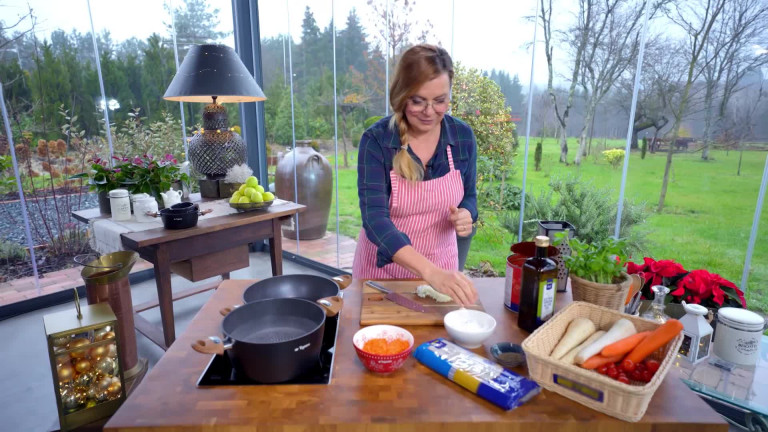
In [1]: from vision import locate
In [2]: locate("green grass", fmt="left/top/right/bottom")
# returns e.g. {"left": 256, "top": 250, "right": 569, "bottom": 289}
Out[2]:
{"left": 323, "top": 140, "right": 768, "bottom": 313}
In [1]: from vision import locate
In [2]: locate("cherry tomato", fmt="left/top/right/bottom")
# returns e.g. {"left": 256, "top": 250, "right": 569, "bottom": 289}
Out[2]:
{"left": 645, "top": 359, "right": 660, "bottom": 373}
{"left": 636, "top": 362, "right": 646, "bottom": 373}
{"left": 621, "top": 359, "right": 636, "bottom": 372}
{"left": 607, "top": 366, "right": 619, "bottom": 379}
{"left": 597, "top": 364, "right": 609, "bottom": 375}
{"left": 629, "top": 369, "right": 643, "bottom": 382}
{"left": 617, "top": 375, "right": 630, "bottom": 385}
{"left": 641, "top": 369, "right": 653, "bottom": 383}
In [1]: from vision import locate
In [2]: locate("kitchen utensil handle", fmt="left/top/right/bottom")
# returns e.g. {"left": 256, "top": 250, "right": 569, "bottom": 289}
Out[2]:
{"left": 191, "top": 337, "right": 230, "bottom": 355}
{"left": 332, "top": 274, "right": 353, "bottom": 290}
{"left": 317, "top": 296, "right": 343, "bottom": 317}
{"left": 365, "top": 280, "right": 391, "bottom": 294}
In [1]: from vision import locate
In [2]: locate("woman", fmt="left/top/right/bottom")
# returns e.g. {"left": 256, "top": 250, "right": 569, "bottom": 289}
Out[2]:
{"left": 352, "top": 44, "right": 478, "bottom": 306}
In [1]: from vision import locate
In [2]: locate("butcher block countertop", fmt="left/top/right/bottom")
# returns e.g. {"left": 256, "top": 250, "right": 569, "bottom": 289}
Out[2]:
{"left": 104, "top": 278, "right": 727, "bottom": 432}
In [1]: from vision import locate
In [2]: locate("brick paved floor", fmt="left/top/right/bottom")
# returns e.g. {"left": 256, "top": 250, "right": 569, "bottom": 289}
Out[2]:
{"left": 0, "top": 231, "right": 358, "bottom": 307}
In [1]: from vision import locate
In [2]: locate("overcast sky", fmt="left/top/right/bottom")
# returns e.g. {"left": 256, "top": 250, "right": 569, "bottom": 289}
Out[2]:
{"left": 2, "top": 0, "right": 555, "bottom": 86}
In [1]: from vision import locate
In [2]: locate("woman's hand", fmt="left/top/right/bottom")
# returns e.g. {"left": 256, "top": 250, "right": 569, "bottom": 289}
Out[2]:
{"left": 449, "top": 206, "right": 473, "bottom": 238}
{"left": 423, "top": 266, "right": 478, "bottom": 306}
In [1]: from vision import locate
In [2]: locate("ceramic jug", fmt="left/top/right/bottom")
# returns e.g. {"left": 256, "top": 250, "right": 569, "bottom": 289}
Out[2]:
{"left": 161, "top": 189, "right": 182, "bottom": 208}
{"left": 134, "top": 197, "right": 159, "bottom": 223}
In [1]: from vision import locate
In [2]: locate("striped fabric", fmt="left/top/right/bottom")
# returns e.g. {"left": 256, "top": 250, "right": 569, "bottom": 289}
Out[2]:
{"left": 353, "top": 146, "right": 464, "bottom": 278}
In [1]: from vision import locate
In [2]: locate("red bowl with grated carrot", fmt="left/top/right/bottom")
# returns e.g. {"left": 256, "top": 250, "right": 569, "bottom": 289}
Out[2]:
{"left": 353, "top": 325, "right": 414, "bottom": 374}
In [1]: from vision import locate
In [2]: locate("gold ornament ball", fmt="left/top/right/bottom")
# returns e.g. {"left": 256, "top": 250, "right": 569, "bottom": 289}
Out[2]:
{"left": 57, "top": 364, "right": 75, "bottom": 383}
{"left": 55, "top": 354, "right": 70, "bottom": 367}
{"left": 74, "top": 358, "right": 92, "bottom": 374}
{"left": 95, "top": 357, "right": 114, "bottom": 375}
{"left": 95, "top": 331, "right": 115, "bottom": 342}
{"left": 68, "top": 338, "right": 91, "bottom": 359}
{"left": 52, "top": 336, "right": 70, "bottom": 347}
{"left": 107, "top": 380, "right": 122, "bottom": 397}
{"left": 107, "top": 343, "right": 118, "bottom": 358}
{"left": 89, "top": 345, "right": 108, "bottom": 360}
{"left": 61, "top": 389, "right": 85, "bottom": 411}
{"left": 87, "top": 386, "right": 99, "bottom": 400}
{"left": 97, "top": 377, "right": 112, "bottom": 391}
{"left": 74, "top": 370, "right": 93, "bottom": 388}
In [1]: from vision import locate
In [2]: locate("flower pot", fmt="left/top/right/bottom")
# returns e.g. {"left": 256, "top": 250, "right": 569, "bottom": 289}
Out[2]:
{"left": 97, "top": 190, "right": 111, "bottom": 215}
{"left": 570, "top": 272, "right": 631, "bottom": 312}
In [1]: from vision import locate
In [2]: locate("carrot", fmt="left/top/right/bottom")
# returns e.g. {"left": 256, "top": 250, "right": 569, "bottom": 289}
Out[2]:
{"left": 581, "top": 353, "right": 624, "bottom": 370}
{"left": 601, "top": 331, "right": 651, "bottom": 357}
{"left": 621, "top": 319, "right": 683, "bottom": 372}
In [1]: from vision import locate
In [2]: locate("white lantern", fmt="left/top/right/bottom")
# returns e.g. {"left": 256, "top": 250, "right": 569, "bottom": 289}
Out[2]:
{"left": 678, "top": 303, "right": 713, "bottom": 364}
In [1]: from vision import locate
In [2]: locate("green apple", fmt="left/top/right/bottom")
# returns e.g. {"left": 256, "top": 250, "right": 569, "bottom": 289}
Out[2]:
{"left": 262, "top": 192, "right": 275, "bottom": 201}
{"left": 249, "top": 191, "right": 263, "bottom": 202}
{"left": 243, "top": 187, "right": 256, "bottom": 197}
{"left": 229, "top": 195, "right": 240, "bottom": 204}
{"left": 238, "top": 184, "right": 247, "bottom": 193}
{"left": 245, "top": 176, "right": 259, "bottom": 188}
{"left": 254, "top": 185, "right": 265, "bottom": 194}
{"left": 237, "top": 195, "right": 251, "bottom": 204}
{"left": 231, "top": 191, "right": 242, "bottom": 201}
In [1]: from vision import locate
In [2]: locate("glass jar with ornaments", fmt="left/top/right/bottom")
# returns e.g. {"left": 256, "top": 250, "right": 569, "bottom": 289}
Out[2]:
{"left": 44, "top": 290, "right": 125, "bottom": 431}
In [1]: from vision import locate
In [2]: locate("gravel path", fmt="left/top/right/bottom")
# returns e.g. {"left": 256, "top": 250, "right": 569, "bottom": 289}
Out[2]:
{"left": 0, "top": 192, "right": 99, "bottom": 246}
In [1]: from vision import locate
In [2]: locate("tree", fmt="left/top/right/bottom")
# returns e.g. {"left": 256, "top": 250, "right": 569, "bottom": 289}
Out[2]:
{"left": 719, "top": 80, "right": 764, "bottom": 176}
{"left": 366, "top": 0, "right": 435, "bottom": 66}
{"left": 451, "top": 63, "right": 516, "bottom": 209}
{"left": 338, "top": 8, "right": 369, "bottom": 75}
{"left": 658, "top": 0, "right": 728, "bottom": 212}
{"left": 29, "top": 40, "right": 71, "bottom": 136}
{"left": 699, "top": 0, "right": 768, "bottom": 160}
{"left": 488, "top": 70, "right": 524, "bottom": 110}
{"left": 141, "top": 34, "right": 176, "bottom": 121}
{"left": 540, "top": 0, "right": 595, "bottom": 164}
{"left": 164, "top": 0, "right": 229, "bottom": 54}
{"left": 574, "top": 0, "right": 647, "bottom": 165}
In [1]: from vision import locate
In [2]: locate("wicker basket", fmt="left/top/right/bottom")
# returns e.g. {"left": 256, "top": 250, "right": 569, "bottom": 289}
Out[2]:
{"left": 570, "top": 272, "right": 631, "bottom": 312}
{"left": 521, "top": 301, "right": 683, "bottom": 422}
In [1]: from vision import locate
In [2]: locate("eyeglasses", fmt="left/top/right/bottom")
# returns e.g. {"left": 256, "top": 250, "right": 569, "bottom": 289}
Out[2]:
{"left": 406, "top": 96, "right": 450, "bottom": 114}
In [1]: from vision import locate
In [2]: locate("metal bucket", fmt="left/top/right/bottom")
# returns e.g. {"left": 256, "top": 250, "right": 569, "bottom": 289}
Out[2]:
{"left": 77, "top": 252, "right": 139, "bottom": 374}
{"left": 504, "top": 242, "right": 559, "bottom": 312}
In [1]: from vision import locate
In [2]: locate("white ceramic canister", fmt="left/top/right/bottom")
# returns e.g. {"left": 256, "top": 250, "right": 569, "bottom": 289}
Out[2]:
{"left": 109, "top": 189, "right": 131, "bottom": 221}
{"left": 713, "top": 307, "right": 766, "bottom": 366}
{"left": 133, "top": 197, "right": 159, "bottom": 223}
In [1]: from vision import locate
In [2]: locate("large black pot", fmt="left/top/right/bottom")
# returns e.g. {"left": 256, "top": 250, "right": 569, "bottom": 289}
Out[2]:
{"left": 153, "top": 207, "right": 211, "bottom": 229}
{"left": 192, "top": 297, "right": 341, "bottom": 383}
{"left": 242, "top": 274, "right": 351, "bottom": 350}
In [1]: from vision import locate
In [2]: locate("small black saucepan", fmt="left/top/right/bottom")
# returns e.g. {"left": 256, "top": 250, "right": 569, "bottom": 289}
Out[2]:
{"left": 241, "top": 274, "right": 352, "bottom": 350}
{"left": 192, "top": 296, "right": 342, "bottom": 383}
{"left": 148, "top": 207, "right": 212, "bottom": 229}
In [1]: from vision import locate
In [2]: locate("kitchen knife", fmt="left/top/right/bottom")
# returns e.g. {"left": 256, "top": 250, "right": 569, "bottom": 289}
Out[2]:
{"left": 365, "top": 281, "right": 427, "bottom": 313}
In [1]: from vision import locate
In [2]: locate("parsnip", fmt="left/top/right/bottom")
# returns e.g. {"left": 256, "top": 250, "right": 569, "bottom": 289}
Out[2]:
{"left": 550, "top": 318, "right": 597, "bottom": 359}
{"left": 575, "top": 318, "right": 637, "bottom": 365}
{"left": 561, "top": 330, "right": 606, "bottom": 364}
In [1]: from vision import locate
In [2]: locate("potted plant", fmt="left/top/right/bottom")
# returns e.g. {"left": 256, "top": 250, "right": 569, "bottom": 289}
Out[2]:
{"left": 70, "top": 156, "right": 122, "bottom": 214}
{"left": 555, "top": 234, "right": 632, "bottom": 311}
{"left": 115, "top": 154, "right": 189, "bottom": 207}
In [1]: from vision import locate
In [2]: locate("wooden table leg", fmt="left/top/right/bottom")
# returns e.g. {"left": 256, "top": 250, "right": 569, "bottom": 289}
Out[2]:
{"left": 269, "top": 218, "right": 283, "bottom": 276}
{"left": 154, "top": 246, "right": 175, "bottom": 349}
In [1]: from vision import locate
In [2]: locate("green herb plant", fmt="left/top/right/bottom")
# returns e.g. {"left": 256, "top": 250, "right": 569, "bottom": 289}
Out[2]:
{"left": 555, "top": 231, "right": 629, "bottom": 284}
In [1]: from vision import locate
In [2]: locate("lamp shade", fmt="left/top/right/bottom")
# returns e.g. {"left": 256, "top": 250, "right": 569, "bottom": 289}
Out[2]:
{"left": 163, "top": 44, "right": 266, "bottom": 103}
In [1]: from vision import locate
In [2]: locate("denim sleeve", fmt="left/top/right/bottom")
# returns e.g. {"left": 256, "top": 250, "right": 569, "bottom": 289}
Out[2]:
{"left": 458, "top": 130, "right": 478, "bottom": 222}
{"left": 358, "top": 132, "right": 412, "bottom": 267}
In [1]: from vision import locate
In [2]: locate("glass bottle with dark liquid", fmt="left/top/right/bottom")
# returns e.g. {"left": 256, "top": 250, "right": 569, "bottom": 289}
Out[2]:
{"left": 518, "top": 235, "right": 558, "bottom": 333}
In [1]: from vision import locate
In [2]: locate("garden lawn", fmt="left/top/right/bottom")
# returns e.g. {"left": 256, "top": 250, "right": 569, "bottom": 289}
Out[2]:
{"left": 324, "top": 140, "right": 768, "bottom": 313}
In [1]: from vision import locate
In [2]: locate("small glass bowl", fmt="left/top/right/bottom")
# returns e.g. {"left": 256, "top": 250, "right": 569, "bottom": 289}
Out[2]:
{"left": 490, "top": 342, "right": 526, "bottom": 369}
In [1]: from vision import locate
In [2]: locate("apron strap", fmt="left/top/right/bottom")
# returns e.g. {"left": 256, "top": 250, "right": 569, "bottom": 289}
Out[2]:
{"left": 447, "top": 146, "right": 456, "bottom": 171}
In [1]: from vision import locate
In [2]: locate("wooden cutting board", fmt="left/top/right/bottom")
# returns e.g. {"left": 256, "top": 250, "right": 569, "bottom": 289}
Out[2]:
{"left": 360, "top": 280, "right": 486, "bottom": 326}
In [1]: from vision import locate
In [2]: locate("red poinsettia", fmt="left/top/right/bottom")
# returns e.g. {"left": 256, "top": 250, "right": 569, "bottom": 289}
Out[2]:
{"left": 625, "top": 257, "right": 746, "bottom": 309}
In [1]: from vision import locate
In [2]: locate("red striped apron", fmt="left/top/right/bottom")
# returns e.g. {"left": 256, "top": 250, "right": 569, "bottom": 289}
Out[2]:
{"left": 353, "top": 146, "right": 464, "bottom": 278}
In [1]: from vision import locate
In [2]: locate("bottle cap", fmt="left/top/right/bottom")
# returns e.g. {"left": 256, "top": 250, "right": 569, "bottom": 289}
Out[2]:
{"left": 534, "top": 235, "right": 550, "bottom": 247}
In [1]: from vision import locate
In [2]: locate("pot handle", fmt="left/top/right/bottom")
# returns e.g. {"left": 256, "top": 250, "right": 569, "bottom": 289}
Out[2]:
{"left": 191, "top": 336, "right": 232, "bottom": 355}
{"left": 219, "top": 304, "right": 242, "bottom": 316}
{"left": 146, "top": 212, "right": 159, "bottom": 218}
{"left": 316, "top": 296, "right": 343, "bottom": 317}
{"left": 199, "top": 208, "right": 213, "bottom": 216}
{"left": 332, "top": 274, "right": 352, "bottom": 290}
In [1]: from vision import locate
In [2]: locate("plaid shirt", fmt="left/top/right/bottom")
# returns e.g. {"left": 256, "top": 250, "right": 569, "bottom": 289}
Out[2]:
{"left": 358, "top": 114, "right": 478, "bottom": 268}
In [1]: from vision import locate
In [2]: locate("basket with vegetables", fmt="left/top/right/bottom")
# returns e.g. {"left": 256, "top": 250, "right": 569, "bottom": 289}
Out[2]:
{"left": 521, "top": 301, "right": 684, "bottom": 422}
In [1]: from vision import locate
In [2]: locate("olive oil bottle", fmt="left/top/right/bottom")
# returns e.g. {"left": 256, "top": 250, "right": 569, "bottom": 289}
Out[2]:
{"left": 518, "top": 235, "right": 558, "bottom": 333}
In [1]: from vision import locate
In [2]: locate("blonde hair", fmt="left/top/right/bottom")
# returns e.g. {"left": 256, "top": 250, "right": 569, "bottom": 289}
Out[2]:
{"left": 389, "top": 44, "right": 454, "bottom": 181}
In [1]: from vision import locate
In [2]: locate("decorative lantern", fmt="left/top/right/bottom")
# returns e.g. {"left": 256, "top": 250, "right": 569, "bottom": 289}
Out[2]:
{"left": 678, "top": 302, "right": 713, "bottom": 364}
{"left": 44, "top": 291, "right": 126, "bottom": 431}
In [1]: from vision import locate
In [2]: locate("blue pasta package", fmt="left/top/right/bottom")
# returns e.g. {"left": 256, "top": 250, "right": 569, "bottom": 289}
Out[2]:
{"left": 413, "top": 338, "right": 540, "bottom": 410}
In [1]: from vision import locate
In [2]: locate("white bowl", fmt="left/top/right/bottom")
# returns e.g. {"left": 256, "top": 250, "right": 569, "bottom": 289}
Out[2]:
{"left": 443, "top": 309, "right": 497, "bottom": 349}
